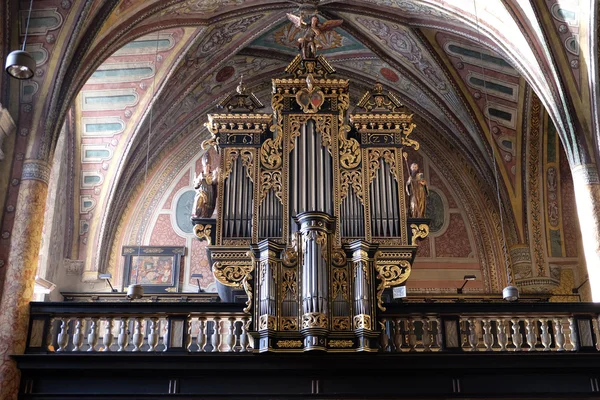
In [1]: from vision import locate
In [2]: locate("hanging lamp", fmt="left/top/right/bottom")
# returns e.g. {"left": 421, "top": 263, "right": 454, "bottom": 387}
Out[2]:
{"left": 5, "top": 0, "right": 36, "bottom": 79}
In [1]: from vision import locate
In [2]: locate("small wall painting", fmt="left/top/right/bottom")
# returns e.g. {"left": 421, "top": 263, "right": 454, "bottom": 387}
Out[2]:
{"left": 122, "top": 246, "right": 185, "bottom": 293}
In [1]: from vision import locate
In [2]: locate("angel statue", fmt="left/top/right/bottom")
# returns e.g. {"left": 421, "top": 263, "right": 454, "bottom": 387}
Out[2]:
{"left": 286, "top": 13, "right": 343, "bottom": 59}
{"left": 192, "top": 149, "right": 220, "bottom": 218}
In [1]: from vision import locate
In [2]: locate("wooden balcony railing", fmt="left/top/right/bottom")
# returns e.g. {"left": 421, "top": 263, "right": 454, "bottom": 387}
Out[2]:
{"left": 26, "top": 301, "right": 600, "bottom": 354}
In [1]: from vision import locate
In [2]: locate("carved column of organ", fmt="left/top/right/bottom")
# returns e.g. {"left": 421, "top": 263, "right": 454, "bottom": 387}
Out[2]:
{"left": 194, "top": 52, "right": 429, "bottom": 352}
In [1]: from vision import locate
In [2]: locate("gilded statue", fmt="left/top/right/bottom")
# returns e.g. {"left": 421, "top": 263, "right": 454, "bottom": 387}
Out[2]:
{"left": 193, "top": 150, "right": 219, "bottom": 218}
{"left": 286, "top": 13, "right": 343, "bottom": 59}
{"left": 406, "top": 162, "right": 429, "bottom": 218}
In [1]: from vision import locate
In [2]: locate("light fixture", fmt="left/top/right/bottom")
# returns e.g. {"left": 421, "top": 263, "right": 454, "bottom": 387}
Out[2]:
{"left": 191, "top": 273, "right": 205, "bottom": 293}
{"left": 126, "top": 284, "right": 144, "bottom": 300}
{"left": 457, "top": 275, "right": 477, "bottom": 294}
{"left": 98, "top": 273, "right": 118, "bottom": 293}
{"left": 5, "top": 0, "right": 36, "bottom": 79}
{"left": 473, "top": 0, "right": 518, "bottom": 302}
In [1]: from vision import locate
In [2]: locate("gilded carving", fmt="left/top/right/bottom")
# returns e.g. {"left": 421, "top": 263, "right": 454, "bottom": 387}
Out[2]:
{"left": 212, "top": 260, "right": 254, "bottom": 313}
{"left": 194, "top": 224, "right": 212, "bottom": 245}
{"left": 332, "top": 268, "right": 348, "bottom": 300}
{"left": 375, "top": 260, "right": 411, "bottom": 311}
{"left": 329, "top": 340, "right": 354, "bottom": 348}
{"left": 340, "top": 169, "right": 364, "bottom": 203}
{"left": 259, "top": 314, "right": 276, "bottom": 330}
{"left": 277, "top": 340, "right": 303, "bottom": 348}
{"left": 260, "top": 171, "right": 283, "bottom": 203}
{"left": 282, "top": 248, "right": 298, "bottom": 267}
{"left": 302, "top": 312, "right": 328, "bottom": 329}
{"left": 354, "top": 314, "right": 372, "bottom": 330}
{"left": 281, "top": 268, "right": 297, "bottom": 299}
{"left": 280, "top": 317, "right": 298, "bottom": 331}
{"left": 410, "top": 223, "right": 429, "bottom": 245}
{"left": 222, "top": 149, "right": 240, "bottom": 180}
{"left": 240, "top": 149, "right": 255, "bottom": 183}
{"left": 368, "top": 149, "right": 397, "bottom": 183}
{"left": 331, "top": 248, "right": 347, "bottom": 267}
{"left": 332, "top": 317, "right": 350, "bottom": 331}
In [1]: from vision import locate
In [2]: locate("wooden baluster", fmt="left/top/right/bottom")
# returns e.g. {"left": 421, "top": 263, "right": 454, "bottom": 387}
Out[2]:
{"left": 422, "top": 318, "right": 432, "bottom": 352}
{"left": 148, "top": 318, "right": 159, "bottom": 352}
{"left": 56, "top": 318, "right": 69, "bottom": 352}
{"left": 593, "top": 316, "right": 600, "bottom": 351}
{"left": 379, "top": 319, "right": 390, "bottom": 352}
{"left": 569, "top": 317, "right": 579, "bottom": 351}
{"left": 162, "top": 318, "right": 170, "bottom": 352}
{"left": 46, "top": 317, "right": 56, "bottom": 352}
{"left": 132, "top": 318, "right": 143, "bottom": 352}
{"left": 497, "top": 318, "right": 507, "bottom": 351}
{"left": 211, "top": 317, "right": 221, "bottom": 352}
{"left": 102, "top": 318, "right": 114, "bottom": 352}
{"left": 468, "top": 318, "right": 477, "bottom": 352}
{"left": 526, "top": 318, "right": 537, "bottom": 351}
{"left": 553, "top": 318, "right": 566, "bottom": 351}
{"left": 72, "top": 318, "right": 83, "bottom": 351}
{"left": 511, "top": 318, "right": 523, "bottom": 351}
{"left": 226, "top": 317, "right": 236, "bottom": 352}
{"left": 239, "top": 317, "right": 249, "bottom": 353}
{"left": 435, "top": 318, "right": 443, "bottom": 351}
{"left": 184, "top": 318, "right": 193, "bottom": 351}
{"left": 460, "top": 318, "right": 469, "bottom": 350}
{"left": 540, "top": 319, "right": 551, "bottom": 351}
{"left": 393, "top": 318, "right": 403, "bottom": 352}
{"left": 117, "top": 318, "right": 129, "bottom": 352}
{"left": 87, "top": 318, "right": 98, "bottom": 352}
{"left": 408, "top": 318, "right": 417, "bottom": 352}
{"left": 482, "top": 319, "right": 493, "bottom": 351}
{"left": 197, "top": 317, "right": 207, "bottom": 352}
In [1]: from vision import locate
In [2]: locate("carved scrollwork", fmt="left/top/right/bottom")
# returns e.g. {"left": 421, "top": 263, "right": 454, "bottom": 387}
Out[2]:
{"left": 201, "top": 136, "right": 218, "bottom": 149}
{"left": 280, "top": 317, "right": 298, "bottom": 331}
{"left": 260, "top": 171, "right": 283, "bottom": 203}
{"left": 222, "top": 149, "right": 240, "bottom": 180}
{"left": 332, "top": 268, "right": 348, "bottom": 300}
{"left": 331, "top": 248, "right": 347, "bottom": 267}
{"left": 339, "top": 135, "right": 361, "bottom": 169}
{"left": 368, "top": 148, "right": 397, "bottom": 183}
{"left": 314, "top": 115, "right": 334, "bottom": 151}
{"left": 212, "top": 260, "right": 254, "bottom": 313}
{"left": 353, "top": 314, "right": 372, "bottom": 330}
{"left": 410, "top": 223, "right": 430, "bottom": 246}
{"left": 302, "top": 312, "right": 328, "bottom": 329}
{"left": 240, "top": 149, "right": 255, "bottom": 183}
{"left": 340, "top": 169, "right": 364, "bottom": 203}
{"left": 260, "top": 137, "right": 282, "bottom": 170}
{"left": 277, "top": 339, "right": 303, "bottom": 348}
{"left": 259, "top": 314, "right": 276, "bottom": 330}
{"left": 375, "top": 260, "right": 411, "bottom": 312}
{"left": 333, "top": 317, "right": 351, "bottom": 331}
{"left": 280, "top": 268, "right": 297, "bottom": 298}
{"left": 282, "top": 248, "right": 298, "bottom": 267}
{"left": 194, "top": 224, "right": 212, "bottom": 245}
{"left": 329, "top": 340, "right": 354, "bottom": 348}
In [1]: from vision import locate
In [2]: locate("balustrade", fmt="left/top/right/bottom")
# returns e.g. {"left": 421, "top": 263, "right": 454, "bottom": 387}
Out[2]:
{"left": 26, "top": 301, "right": 600, "bottom": 355}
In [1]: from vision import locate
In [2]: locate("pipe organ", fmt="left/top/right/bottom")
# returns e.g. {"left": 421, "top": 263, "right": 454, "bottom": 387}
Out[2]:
{"left": 192, "top": 33, "right": 430, "bottom": 352}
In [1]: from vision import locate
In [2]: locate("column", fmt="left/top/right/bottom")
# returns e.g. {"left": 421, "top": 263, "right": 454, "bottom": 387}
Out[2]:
{"left": 0, "top": 159, "right": 50, "bottom": 400}
{"left": 571, "top": 164, "right": 600, "bottom": 301}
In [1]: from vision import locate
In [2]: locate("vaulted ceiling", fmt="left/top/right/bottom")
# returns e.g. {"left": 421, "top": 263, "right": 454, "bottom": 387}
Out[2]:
{"left": 1, "top": 0, "right": 595, "bottom": 273}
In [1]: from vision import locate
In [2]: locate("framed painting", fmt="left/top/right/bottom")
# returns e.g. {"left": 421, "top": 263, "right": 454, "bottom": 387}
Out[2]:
{"left": 122, "top": 246, "right": 185, "bottom": 293}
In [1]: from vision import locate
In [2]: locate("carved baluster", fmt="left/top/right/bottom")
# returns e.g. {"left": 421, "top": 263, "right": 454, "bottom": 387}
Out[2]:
{"left": 408, "top": 318, "right": 417, "bottom": 352}
{"left": 72, "top": 318, "right": 83, "bottom": 351}
{"left": 435, "top": 318, "right": 443, "bottom": 351}
{"left": 511, "top": 318, "right": 523, "bottom": 351}
{"left": 186, "top": 318, "right": 194, "bottom": 352}
{"left": 422, "top": 318, "right": 432, "bottom": 352}
{"left": 147, "top": 318, "right": 159, "bottom": 352}
{"left": 482, "top": 319, "right": 493, "bottom": 351}
{"left": 211, "top": 317, "right": 221, "bottom": 352}
{"left": 468, "top": 318, "right": 477, "bottom": 352}
{"left": 497, "top": 318, "right": 507, "bottom": 351}
{"left": 540, "top": 319, "right": 551, "bottom": 351}
{"left": 102, "top": 318, "right": 114, "bottom": 352}
{"left": 226, "top": 318, "right": 236, "bottom": 352}
{"left": 132, "top": 318, "right": 143, "bottom": 352}
{"left": 162, "top": 318, "right": 170, "bottom": 352}
{"left": 117, "top": 318, "right": 129, "bottom": 352}
{"left": 56, "top": 318, "right": 69, "bottom": 352}
{"left": 526, "top": 318, "right": 537, "bottom": 351}
{"left": 569, "top": 317, "right": 579, "bottom": 351}
{"left": 197, "top": 317, "right": 207, "bottom": 352}
{"left": 393, "top": 318, "right": 403, "bottom": 352}
{"left": 239, "top": 317, "right": 249, "bottom": 353}
{"left": 379, "top": 319, "right": 390, "bottom": 352}
{"left": 46, "top": 317, "right": 56, "bottom": 352}
{"left": 593, "top": 317, "right": 600, "bottom": 351}
{"left": 553, "top": 318, "right": 566, "bottom": 351}
{"left": 87, "top": 318, "right": 98, "bottom": 352}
